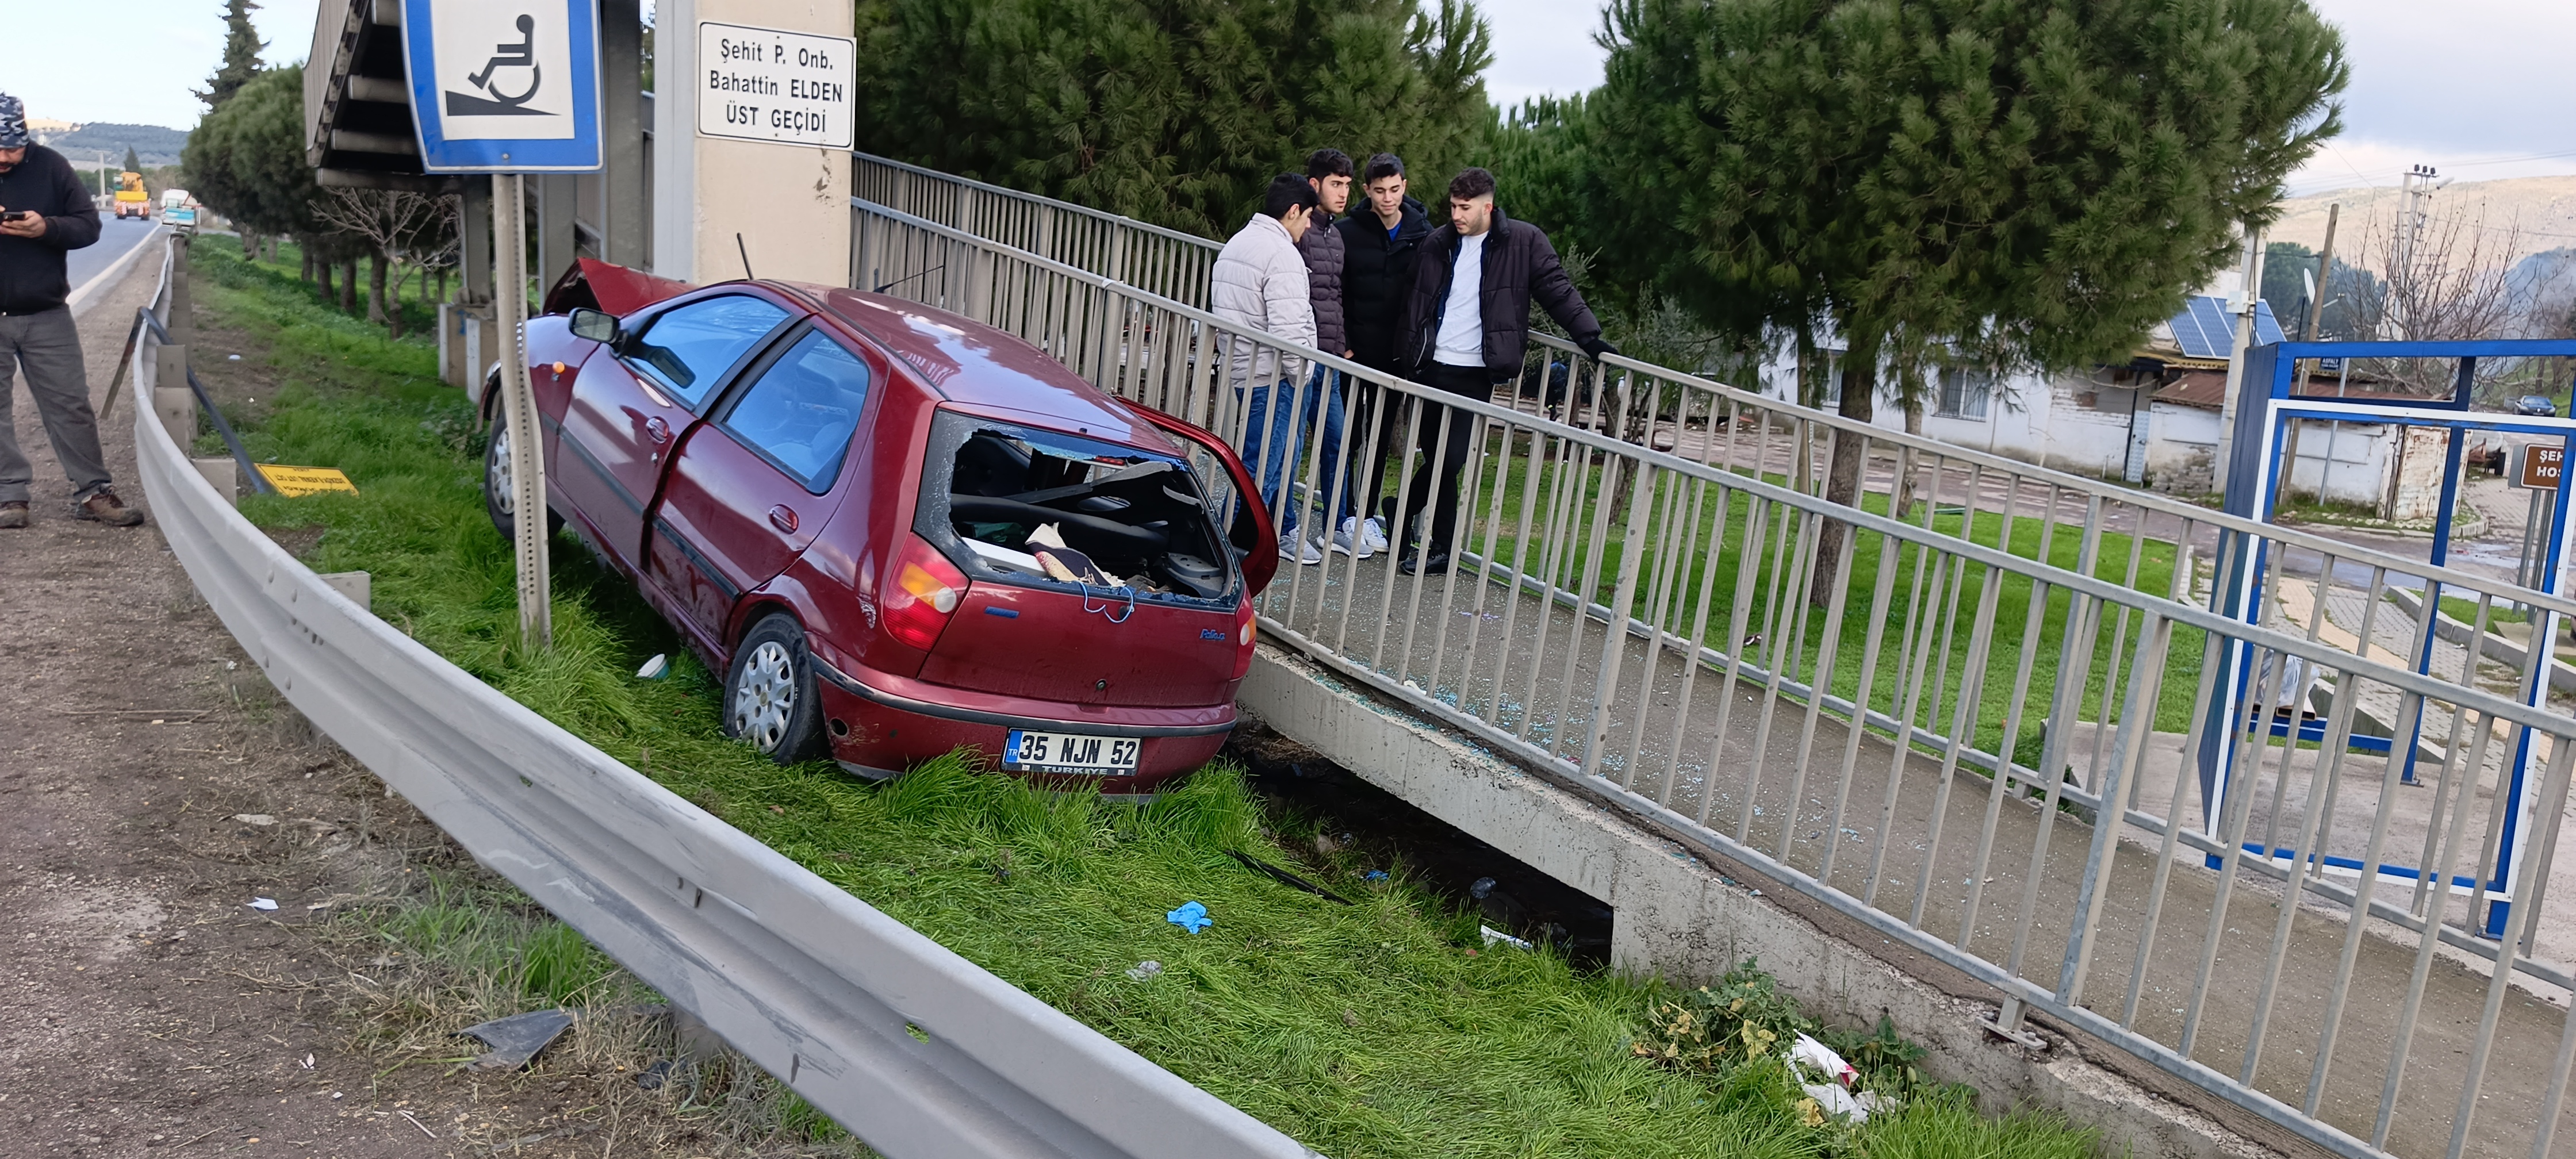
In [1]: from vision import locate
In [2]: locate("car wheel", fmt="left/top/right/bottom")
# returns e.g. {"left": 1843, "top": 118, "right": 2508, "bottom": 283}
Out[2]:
{"left": 726, "top": 614, "right": 826, "bottom": 763}
{"left": 482, "top": 401, "right": 561, "bottom": 541}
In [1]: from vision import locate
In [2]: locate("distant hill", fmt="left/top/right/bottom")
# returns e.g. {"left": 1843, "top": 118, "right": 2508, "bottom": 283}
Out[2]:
{"left": 45, "top": 122, "right": 191, "bottom": 168}
{"left": 2269, "top": 176, "right": 2576, "bottom": 270}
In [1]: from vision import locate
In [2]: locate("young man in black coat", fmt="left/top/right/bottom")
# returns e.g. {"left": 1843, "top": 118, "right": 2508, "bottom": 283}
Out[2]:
{"left": 1391, "top": 167, "right": 1614, "bottom": 574}
{"left": 1333, "top": 152, "right": 1430, "bottom": 558}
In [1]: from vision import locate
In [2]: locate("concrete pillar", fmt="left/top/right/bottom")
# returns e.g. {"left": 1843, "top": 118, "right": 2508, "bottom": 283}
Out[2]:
{"left": 650, "top": 0, "right": 853, "bottom": 286}
{"left": 459, "top": 181, "right": 494, "bottom": 308}
{"left": 601, "top": 0, "right": 649, "bottom": 267}
{"left": 535, "top": 174, "right": 580, "bottom": 294}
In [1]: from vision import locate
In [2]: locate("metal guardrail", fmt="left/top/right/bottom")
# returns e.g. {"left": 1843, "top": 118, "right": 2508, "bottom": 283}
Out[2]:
{"left": 130, "top": 232, "right": 1321, "bottom": 1159}
{"left": 847, "top": 190, "right": 2576, "bottom": 1159}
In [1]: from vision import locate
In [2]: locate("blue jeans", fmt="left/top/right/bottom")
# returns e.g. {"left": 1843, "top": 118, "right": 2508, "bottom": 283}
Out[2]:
{"left": 1240, "top": 366, "right": 1348, "bottom": 536}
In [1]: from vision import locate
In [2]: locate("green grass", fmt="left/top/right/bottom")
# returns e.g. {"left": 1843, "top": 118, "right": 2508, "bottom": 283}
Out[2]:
{"left": 1411, "top": 426, "right": 2205, "bottom": 759}
{"left": 2437, "top": 593, "right": 2531, "bottom": 625}
{"left": 189, "top": 235, "right": 2099, "bottom": 1158}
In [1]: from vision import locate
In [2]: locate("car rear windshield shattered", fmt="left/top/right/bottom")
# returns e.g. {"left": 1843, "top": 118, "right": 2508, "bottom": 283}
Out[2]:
{"left": 919, "top": 413, "right": 1236, "bottom": 603}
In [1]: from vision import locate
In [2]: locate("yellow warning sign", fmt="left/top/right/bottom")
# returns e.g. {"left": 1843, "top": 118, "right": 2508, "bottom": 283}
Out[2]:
{"left": 254, "top": 465, "right": 360, "bottom": 497}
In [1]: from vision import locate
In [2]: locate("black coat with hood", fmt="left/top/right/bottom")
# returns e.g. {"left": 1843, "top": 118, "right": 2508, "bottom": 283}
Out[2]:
{"left": 1396, "top": 206, "right": 1607, "bottom": 381}
{"left": 1335, "top": 194, "right": 1431, "bottom": 370}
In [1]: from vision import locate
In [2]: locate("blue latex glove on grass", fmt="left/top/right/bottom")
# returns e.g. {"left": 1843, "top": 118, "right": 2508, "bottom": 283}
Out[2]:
{"left": 1166, "top": 900, "right": 1211, "bottom": 934}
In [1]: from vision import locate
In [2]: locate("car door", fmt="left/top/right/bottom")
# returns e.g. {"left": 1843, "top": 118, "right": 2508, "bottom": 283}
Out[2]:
{"left": 553, "top": 293, "right": 796, "bottom": 564}
{"left": 649, "top": 325, "right": 879, "bottom": 643}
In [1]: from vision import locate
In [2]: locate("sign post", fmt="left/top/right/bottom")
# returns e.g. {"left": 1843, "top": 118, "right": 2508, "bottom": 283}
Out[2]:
{"left": 2510, "top": 444, "right": 2563, "bottom": 598}
{"left": 400, "top": 0, "right": 605, "bottom": 648}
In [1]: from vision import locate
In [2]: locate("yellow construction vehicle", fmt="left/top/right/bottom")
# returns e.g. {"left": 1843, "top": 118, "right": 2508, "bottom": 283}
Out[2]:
{"left": 112, "top": 171, "right": 150, "bottom": 221}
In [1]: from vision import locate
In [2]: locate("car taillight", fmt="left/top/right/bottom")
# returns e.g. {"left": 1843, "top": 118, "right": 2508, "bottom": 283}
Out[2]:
{"left": 884, "top": 535, "right": 968, "bottom": 651}
{"left": 1231, "top": 598, "right": 1257, "bottom": 680}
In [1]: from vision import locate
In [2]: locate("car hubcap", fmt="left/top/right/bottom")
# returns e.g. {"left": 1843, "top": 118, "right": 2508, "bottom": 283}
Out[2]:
{"left": 731, "top": 640, "right": 796, "bottom": 751}
{"left": 488, "top": 424, "right": 515, "bottom": 517}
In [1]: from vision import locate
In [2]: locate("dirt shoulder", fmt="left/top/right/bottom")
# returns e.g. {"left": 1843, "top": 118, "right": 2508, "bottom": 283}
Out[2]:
{"left": 0, "top": 250, "right": 825, "bottom": 1159}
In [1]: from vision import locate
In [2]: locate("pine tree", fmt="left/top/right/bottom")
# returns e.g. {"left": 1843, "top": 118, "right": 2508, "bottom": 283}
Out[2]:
{"left": 200, "top": 0, "right": 268, "bottom": 109}
{"left": 1583, "top": 0, "right": 2348, "bottom": 603}
{"left": 124, "top": 147, "right": 143, "bottom": 175}
{"left": 851, "top": 0, "right": 1494, "bottom": 237}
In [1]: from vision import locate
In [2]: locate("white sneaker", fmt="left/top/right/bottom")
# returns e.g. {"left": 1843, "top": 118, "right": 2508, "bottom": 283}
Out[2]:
{"left": 1331, "top": 516, "right": 1379, "bottom": 559}
{"left": 1360, "top": 516, "right": 1391, "bottom": 554}
{"left": 1281, "top": 532, "right": 1324, "bottom": 565}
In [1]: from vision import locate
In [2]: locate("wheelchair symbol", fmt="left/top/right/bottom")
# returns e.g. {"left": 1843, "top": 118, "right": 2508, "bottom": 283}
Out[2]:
{"left": 444, "top": 13, "right": 549, "bottom": 117}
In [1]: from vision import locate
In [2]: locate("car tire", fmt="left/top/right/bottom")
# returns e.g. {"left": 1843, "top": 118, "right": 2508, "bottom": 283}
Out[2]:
{"left": 482, "top": 400, "right": 562, "bottom": 542}
{"left": 725, "top": 614, "right": 827, "bottom": 763}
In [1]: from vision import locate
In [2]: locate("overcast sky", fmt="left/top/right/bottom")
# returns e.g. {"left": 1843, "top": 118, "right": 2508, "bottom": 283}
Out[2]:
{"left": 7, "top": 0, "right": 2569, "bottom": 197}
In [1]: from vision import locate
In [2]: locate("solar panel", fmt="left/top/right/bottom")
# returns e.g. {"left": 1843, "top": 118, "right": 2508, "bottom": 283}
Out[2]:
{"left": 2167, "top": 295, "right": 2287, "bottom": 359}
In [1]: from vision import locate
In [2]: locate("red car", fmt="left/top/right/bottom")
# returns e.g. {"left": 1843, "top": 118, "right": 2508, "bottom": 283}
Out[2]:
{"left": 477, "top": 260, "right": 1278, "bottom": 794}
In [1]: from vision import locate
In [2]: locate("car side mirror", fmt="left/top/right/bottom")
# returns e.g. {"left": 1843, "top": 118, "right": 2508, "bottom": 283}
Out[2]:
{"left": 568, "top": 307, "right": 620, "bottom": 346}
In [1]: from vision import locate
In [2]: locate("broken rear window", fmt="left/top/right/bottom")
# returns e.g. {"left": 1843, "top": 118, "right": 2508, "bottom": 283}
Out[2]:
{"left": 913, "top": 411, "right": 1236, "bottom": 604}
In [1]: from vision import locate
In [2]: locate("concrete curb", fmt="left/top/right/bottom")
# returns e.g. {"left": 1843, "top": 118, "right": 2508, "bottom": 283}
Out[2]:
{"left": 1239, "top": 643, "right": 2313, "bottom": 1159}
{"left": 2387, "top": 585, "right": 2576, "bottom": 693}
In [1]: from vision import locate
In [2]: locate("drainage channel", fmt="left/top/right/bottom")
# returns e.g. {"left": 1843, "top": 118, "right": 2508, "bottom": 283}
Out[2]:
{"left": 1222, "top": 722, "right": 1615, "bottom": 969}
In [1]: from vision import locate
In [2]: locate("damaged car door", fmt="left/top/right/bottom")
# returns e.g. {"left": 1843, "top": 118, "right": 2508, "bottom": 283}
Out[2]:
{"left": 649, "top": 325, "right": 876, "bottom": 645}
{"left": 555, "top": 293, "right": 793, "bottom": 564}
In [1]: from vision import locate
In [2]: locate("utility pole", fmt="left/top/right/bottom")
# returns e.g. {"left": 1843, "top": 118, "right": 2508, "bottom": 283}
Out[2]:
{"left": 2213, "top": 224, "right": 2269, "bottom": 497}
{"left": 2283, "top": 204, "right": 2340, "bottom": 502}
{"left": 2393, "top": 164, "right": 2448, "bottom": 340}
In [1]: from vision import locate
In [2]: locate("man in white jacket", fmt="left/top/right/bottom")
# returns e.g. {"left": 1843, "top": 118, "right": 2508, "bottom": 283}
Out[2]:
{"left": 1211, "top": 173, "right": 1337, "bottom": 565}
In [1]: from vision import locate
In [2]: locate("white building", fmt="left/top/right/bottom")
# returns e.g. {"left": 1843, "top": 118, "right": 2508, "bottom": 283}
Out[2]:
{"left": 1746, "top": 295, "right": 2441, "bottom": 509}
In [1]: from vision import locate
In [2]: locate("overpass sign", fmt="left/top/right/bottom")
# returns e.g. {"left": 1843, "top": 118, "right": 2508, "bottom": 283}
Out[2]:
{"left": 695, "top": 21, "right": 854, "bottom": 149}
{"left": 401, "top": 0, "right": 604, "bottom": 172}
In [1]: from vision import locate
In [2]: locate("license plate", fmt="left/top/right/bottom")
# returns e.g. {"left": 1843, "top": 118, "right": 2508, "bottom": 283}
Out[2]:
{"left": 1003, "top": 730, "right": 1140, "bottom": 776}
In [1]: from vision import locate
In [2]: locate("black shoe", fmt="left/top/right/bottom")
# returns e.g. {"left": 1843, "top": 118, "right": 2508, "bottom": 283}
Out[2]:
{"left": 1398, "top": 547, "right": 1450, "bottom": 576}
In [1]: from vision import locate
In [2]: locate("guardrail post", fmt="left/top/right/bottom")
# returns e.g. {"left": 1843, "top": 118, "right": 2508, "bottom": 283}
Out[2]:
{"left": 154, "top": 383, "right": 195, "bottom": 450}
{"left": 166, "top": 234, "right": 193, "bottom": 349}
{"left": 191, "top": 457, "right": 238, "bottom": 504}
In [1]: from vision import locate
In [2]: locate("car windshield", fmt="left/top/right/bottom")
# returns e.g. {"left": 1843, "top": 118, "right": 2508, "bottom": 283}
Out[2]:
{"left": 916, "top": 413, "right": 1234, "bottom": 602}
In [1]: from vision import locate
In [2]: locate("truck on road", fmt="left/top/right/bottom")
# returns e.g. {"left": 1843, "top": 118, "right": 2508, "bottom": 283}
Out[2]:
{"left": 112, "top": 171, "right": 150, "bottom": 221}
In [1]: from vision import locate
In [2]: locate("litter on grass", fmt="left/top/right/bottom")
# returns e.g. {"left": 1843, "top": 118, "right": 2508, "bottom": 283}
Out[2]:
{"left": 1478, "top": 924, "right": 1533, "bottom": 951}
{"left": 459, "top": 1008, "right": 576, "bottom": 1071}
{"left": 1125, "top": 960, "right": 1163, "bottom": 981}
{"left": 247, "top": 897, "right": 279, "bottom": 911}
{"left": 1165, "top": 901, "right": 1211, "bottom": 933}
{"left": 232, "top": 813, "right": 277, "bottom": 826}
{"left": 636, "top": 654, "right": 669, "bottom": 680}
{"left": 1785, "top": 1033, "right": 1876, "bottom": 1122}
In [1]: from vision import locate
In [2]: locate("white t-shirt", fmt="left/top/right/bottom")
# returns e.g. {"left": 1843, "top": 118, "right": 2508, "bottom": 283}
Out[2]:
{"left": 1433, "top": 231, "right": 1488, "bottom": 367}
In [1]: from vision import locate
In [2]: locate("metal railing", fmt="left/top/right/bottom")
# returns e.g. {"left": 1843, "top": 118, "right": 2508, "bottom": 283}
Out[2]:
{"left": 853, "top": 153, "right": 1222, "bottom": 309}
{"left": 848, "top": 191, "right": 2576, "bottom": 1159}
{"left": 133, "top": 232, "right": 1320, "bottom": 1159}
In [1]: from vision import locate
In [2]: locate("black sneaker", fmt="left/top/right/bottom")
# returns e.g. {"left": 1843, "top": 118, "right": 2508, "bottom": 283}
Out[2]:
{"left": 1398, "top": 547, "right": 1450, "bottom": 576}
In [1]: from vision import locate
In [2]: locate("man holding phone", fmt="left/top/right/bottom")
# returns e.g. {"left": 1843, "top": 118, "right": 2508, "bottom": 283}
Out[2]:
{"left": 0, "top": 93, "right": 141, "bottom": 529}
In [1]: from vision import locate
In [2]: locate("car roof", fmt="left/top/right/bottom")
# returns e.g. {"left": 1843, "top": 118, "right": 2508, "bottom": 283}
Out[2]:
{"left": 775, "top": 282, "right": 1175, "bottom": 454}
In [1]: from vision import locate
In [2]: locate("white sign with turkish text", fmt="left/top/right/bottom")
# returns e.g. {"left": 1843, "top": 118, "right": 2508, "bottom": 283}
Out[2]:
{"left": 695, "top": 21, "right": 855, "bottom": 149}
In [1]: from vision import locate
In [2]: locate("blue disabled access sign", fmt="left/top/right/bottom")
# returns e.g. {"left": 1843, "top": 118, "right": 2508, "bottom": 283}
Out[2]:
{"left": 401, "top": 0, "right": 603, "bottom": 172}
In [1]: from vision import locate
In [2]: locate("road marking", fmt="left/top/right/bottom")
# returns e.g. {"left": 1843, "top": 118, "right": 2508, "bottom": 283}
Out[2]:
{"left": 67, "top": 224, "right": 166, "bottom": 318}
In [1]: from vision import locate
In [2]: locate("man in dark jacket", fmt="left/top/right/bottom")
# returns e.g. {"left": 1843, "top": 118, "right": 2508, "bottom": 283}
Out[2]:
{"left": 1334, "top": 152, "right": 1430, "bottom": 558}
{"left": 1392, "top": 167, "right": 1613, "bottom": 574}
{"left": 0, "top": 93, "right": 141, "bottom": 528}
{"left": 1283, "top": 148, "right": 1354, "bottom": 559}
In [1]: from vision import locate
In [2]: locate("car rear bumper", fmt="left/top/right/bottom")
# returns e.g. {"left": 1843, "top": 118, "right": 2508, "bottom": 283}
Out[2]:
{"left": 810, "top": 654, "right": 1235, "bottom": 791}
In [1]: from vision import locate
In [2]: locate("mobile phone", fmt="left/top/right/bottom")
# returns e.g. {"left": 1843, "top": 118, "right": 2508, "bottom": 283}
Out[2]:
{"left": 0, "top": 211, "right": 29, "bottom": 222}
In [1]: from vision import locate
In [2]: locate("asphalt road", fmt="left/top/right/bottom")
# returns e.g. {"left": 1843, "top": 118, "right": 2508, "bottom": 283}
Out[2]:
{"left": 65, "top": 215, "right": 163, "bottom": 307}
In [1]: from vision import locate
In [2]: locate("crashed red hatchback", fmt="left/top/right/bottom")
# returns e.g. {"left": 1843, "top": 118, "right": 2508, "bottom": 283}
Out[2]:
{"left": 475, "top": 260, "right": 1277, "bottom": 793}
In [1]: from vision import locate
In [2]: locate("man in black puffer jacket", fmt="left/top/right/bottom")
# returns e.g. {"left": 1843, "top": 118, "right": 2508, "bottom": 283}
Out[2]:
{"left": 1334, "top": 152, "right": 1431, "bottom": 558}
{"left": 1390, "top": 167, "right": 1614, "bottom": 574}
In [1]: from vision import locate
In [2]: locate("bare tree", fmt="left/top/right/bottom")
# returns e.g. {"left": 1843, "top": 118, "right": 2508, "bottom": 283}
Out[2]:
{"left": 313, "top": 189, "right": 459, "bottom": 339}
{"left": 2348, "top": 201, "right": 2527, "bottom": 395}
